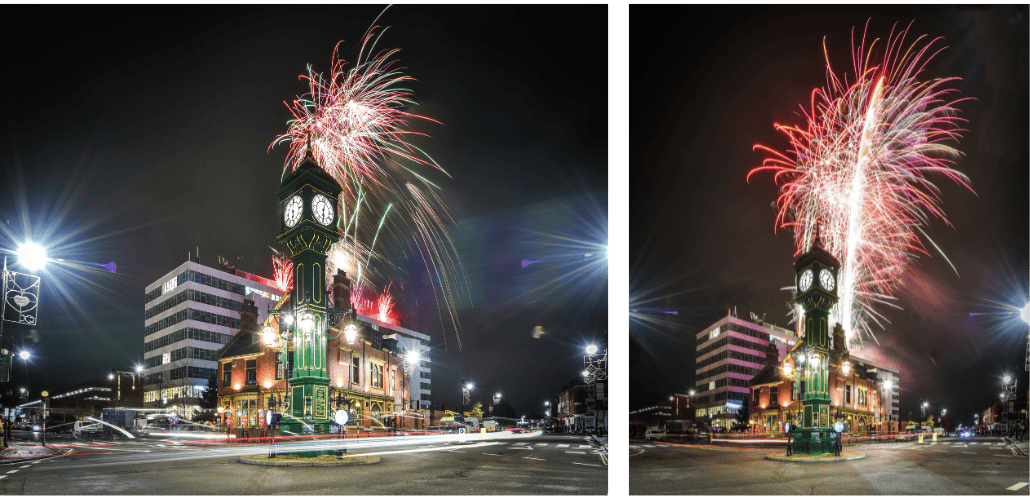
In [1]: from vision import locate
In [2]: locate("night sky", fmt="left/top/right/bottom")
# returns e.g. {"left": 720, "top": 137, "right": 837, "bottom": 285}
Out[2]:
{"left": 0, "top": 5, "right": 607, "bottom": 417}
{"left": 631, "top": 5, "right": 1028, "bottom": 425}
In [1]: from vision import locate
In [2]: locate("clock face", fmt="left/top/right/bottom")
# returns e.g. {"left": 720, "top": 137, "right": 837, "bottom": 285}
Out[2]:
{"left": 284, "top": 195, "right": 303, "bottom": 228}
{"left": 311, "top": 193, "right": 335, "bottom": 226}
{"left": 798, "top": 269, "right": 814, "bottom": 293}
{"left": 819, "top": 268, "right": 835, "bottom": 292}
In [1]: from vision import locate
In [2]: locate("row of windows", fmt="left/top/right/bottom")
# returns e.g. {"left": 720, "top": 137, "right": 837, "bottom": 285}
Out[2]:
{"left": 145, "top": 346, "right": 220, "bottom": 369}
{"left": 698, "top": 351, "right": 728, "bottom": 368}
{"left": 697, "top": 338, "right": 728, "bottom": 358}
{"left": 145, "top": 288, "right": 243, "bottom": 320}
{"left": 696, "top": 361, "right": 760, "bottom": 381}
{"left": 145, "top": 327, "right": 233, "bottom": 353}
{"left": 169, "top": 366, "right": 217, "bottom": 382}
{"left": 146, "top": 269, "right": 251, "bottom": 304}
{"left": 145, "top": 309, "right": 241, "bottom": 336}
{"left": 730, "top": 335, "right": 768, "bottom": 355}
{"left": 729, "top": 350, "right": 765, "bottom": 365}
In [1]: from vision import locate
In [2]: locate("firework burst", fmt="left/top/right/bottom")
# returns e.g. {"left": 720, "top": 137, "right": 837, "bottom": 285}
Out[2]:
{"left": 749, "top": 20, "right": 975, "bottom": 346}
{"left": 270, "top": 14, "right": 468, "bottom": 349}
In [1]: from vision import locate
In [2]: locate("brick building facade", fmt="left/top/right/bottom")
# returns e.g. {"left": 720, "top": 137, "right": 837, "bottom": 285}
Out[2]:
{"left": 216, "top": 295, "right": 417, "bottom": 437}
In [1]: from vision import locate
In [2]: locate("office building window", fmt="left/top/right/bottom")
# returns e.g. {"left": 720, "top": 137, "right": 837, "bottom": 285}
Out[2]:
{"left": 223, "top": 363, "right": 232, "bottom": 387}
{"left": 352, "top": 355, "right": 360, "bottom": 383}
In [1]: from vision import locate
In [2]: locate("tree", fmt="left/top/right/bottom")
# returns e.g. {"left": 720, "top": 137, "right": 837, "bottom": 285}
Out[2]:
{"left": 941, "top": 414, "right": 957, "bottom": 434}
{"left": 463, "top": 401, "right": 484, "bottom": 420}
{"left": 732, "top": 401, "right": 751, "bottom": 432}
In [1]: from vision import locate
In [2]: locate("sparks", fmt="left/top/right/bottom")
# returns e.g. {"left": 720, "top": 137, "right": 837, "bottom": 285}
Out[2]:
{"left": 749, "top": 20, "right": 974, "bottom": 346}
{"left": 270, "top": 17, "right": 468, "bottom": 349}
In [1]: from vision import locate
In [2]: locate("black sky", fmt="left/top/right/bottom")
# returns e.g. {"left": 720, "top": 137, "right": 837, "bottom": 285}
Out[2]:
{"left": 0, "top": 4, "right": 607, "bottom": 417}
{"left": 630, "top": 5, "right": 1028, "bottom": 425}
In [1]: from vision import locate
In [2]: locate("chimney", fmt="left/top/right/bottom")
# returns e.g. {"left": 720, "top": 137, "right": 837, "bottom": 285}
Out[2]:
{"left": 333, "top": 269, "right": 352, "bottom": 310}
{"left": 240, "top": 299, "right": 258, "bottom": 331}
{"left": 832, "top": 323, "right": 847, "bottom": 352}
{"left": 765, "top": 340, "right": 780, "bottom": 367}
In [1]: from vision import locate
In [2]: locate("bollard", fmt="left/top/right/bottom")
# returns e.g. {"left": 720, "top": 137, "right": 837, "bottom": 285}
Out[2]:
{"left": 918, "top": 433, "right": 923, "bottom": 444}
{"left": 932, "top": 432, "right": 937, "bottom": 442}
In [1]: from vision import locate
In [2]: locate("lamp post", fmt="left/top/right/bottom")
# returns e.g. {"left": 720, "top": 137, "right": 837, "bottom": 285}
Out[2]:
{"left": 332, "top": 392, "right": 352, "bottom": 458}
{"left": 460, "top": 379, "right": 474, "bottom": 425}
{"left": 1001, "top": 374, "right": 1017, "bottom": 430}
{"left": 583, "top": 343, "right": 607, "bottom": 434}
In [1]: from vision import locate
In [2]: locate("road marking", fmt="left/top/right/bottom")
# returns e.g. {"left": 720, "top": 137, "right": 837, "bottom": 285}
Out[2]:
{"left": 524, "top": 457, "right": 545, "bottom": 461}
{"left": 571, "top": 462, "right": 602, "bottom": 467}
{"left": 1007, "top": 482, "right": 1028, "bottom": 491}
{"left": 578, "top": 445, "right": 591, "bottom": 449}
{"left": 31, "top": 461, "right": 40, "bottom": 464}
{"left": 556, "top": 444, "right": 569, "bottom": 448}
{"left": 566, "top": 451, "right": 587, "bottom": 454}
{"left": 537, "top": 443, "right": 548, "bottom": 447}
{"left": 6, "top": 470, "right": 17, "bottom": 474}
{"left": 481, "top": 453, "right": 501, "bottom": 456}
{"left": 0, "top": 476, "right": 5, "bottom": 480}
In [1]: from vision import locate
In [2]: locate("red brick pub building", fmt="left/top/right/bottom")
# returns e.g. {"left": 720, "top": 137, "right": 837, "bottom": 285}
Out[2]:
{"left": 217, "top": 294, "right": 416, "bottom": 437}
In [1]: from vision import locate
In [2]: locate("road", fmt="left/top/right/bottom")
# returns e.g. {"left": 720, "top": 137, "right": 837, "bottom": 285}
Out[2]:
{"left": 0, "top": 431, "right": 606, "bottom": 494}
{"left": 629, "top": 437, "right": 1028, "bottom": 495}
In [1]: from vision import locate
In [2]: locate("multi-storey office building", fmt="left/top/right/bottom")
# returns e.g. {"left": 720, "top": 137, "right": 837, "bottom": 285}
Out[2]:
{"left": 143, "top": 259, "right": 283, "bottom": 414}
{"left": 694, "top": 313, "right": 798, "bottom": 428}
{"left": 362, "top": 315, "right": 432, "bottom": 410}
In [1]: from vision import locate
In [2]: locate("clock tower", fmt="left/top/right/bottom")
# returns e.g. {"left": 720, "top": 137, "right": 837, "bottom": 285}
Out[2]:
{"left": 276, "top": 146, "right": 342, "bottom": 433}
{"left": 792, "top": 227, "right": 840, "bottom": 456}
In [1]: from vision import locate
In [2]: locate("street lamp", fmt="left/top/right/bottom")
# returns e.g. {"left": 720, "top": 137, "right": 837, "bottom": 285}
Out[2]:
{"left": 461, "top": 378, "right": 473, "bottom": 420}
{"left": 343, "top": 323, "right": 357, "bottom": 344}
{"left": 16, "top": 242, "right": 47, "bottom": 272}
{"left": 586, "top": 344, "right": 598, "bottom": 355}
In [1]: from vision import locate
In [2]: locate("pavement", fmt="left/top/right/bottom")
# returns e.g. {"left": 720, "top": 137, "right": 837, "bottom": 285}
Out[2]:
{"left": 630, "top": 436, "right": 1029, "bottom": 495}
{"left": 0, "top": 430, "right": 606, "bottom": 494}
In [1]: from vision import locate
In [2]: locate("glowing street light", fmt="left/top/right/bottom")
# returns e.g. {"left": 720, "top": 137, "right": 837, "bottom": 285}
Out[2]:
{"left": 261, "top": 326, "right": 277, "bottom": 346}
{"left": 405, "top": 350, "right": 421, "bottom": 366}
{"left": 299, "top": 313, "right": 314, "bottom": 334}
{"left": 16, "top": 241, "right": 47, "bottom": 271}
{"left": 344, "top": 323, "right": 357, "bottom": 344}
{"left": 586, "top": 344, "right": 598, "bottom": 355}
{"left": 465, "top": 382, "right": 474, "bottom": 390}
{"left": 18, "top": 350, "right": 30, "bottom": 361}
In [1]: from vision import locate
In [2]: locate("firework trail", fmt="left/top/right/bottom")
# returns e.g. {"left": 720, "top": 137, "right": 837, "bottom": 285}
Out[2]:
{"left": 748, "top": 20, "right": 974, "bottom": 346}
{"left": 270, "top": 12, "right": 469, "bottom": 349}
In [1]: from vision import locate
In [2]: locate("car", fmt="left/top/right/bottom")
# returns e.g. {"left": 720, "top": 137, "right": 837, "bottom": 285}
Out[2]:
{"left": 31, "top": 424, "right": 41, "bottom": 432}
{"left": 958, "top": 429, "right": 974, "bottom": 438}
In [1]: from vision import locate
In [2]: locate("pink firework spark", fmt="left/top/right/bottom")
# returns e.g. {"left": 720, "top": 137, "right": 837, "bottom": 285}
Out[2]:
{"left": 748, "top": 20, "right": 975, "bottom": 345}
{"left": 272, "top": 248, "right": 294, "bottom": 292}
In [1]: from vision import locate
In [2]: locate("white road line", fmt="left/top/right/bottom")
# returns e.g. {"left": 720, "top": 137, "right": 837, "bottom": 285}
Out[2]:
{"left": 6, "top": 470, "right": 17, "bottom": 474}
{"left": 1007, "top": 482, "right": 1029, "bottom": 491}
{"left": 0, "top": 476, "right": 5, "bottom": 480}
{"left": 523, "top": 457, "right": 545, "bottom": 461}
{"left": 31, "top": 461, "right": 40, "bottom": 464}
{"left": 19, "top": 465, "right": 30, "bottom": 468}
{"left": 566, "top": 451, "right": 587, "bottom": 454}
{"left": 537, "top": 443, "right": 548, "bottom": 446}
{"left": 481, "top": 453, "right": 501, "bottom": 456}
{"left": 556, "top": 444, "right": 569, "bottom": 448}
{"left": 571, "top": 462, "right": 602, "bottom": 467}
{"left": 578, "top": 445, "right": 591, "bottom": 449}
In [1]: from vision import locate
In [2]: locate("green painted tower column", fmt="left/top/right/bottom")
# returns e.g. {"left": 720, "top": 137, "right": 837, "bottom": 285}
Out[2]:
{"left": 792, "top": 229, "right": 840, "bottom": 457}
{"left": 276, "top": 147, "right": 342, "bottom": 437}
